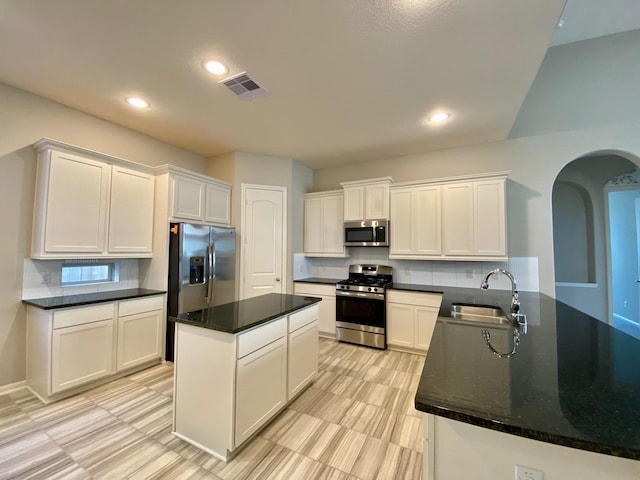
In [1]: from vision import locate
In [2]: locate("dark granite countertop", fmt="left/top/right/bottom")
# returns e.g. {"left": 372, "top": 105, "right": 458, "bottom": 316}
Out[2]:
{"left": 170, "top": 293, "right": 322, "bottom": 334}
{"left": 22, "top": 288, "right": 166, "bottom": 310}
{"left": 293, "top": 277, "right": 344, "bottom": 285}
{"left": 414, "top": 286, "right": 640, "bottom": 460}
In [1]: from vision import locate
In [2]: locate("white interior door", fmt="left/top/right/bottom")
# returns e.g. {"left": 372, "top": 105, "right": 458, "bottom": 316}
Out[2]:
{"left": 241, "top": 185, "right": 286, "bottom": 299}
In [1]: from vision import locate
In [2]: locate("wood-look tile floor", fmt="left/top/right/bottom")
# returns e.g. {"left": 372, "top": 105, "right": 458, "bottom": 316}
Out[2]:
{"left": 0, "top": 338, "right": 425, "bottom": 479}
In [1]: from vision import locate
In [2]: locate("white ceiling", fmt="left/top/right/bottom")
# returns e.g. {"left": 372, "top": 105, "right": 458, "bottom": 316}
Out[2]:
{"left": 0, "top": 0, "right": 634, "bottom": 169}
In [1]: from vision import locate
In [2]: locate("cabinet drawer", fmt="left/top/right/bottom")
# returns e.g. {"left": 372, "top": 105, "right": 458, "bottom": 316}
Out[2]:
{"left": 288, "top": 305, "right": 318, "bottom": 333}
{"left": 237, "top": 317, "right": 287, "bottom": 359}
{"left": 118, "top": 295, "right": 164, "bottom": 316}
{"left": 387, "top": 290, "right": 443, "bottom": 308}
{"left": 53, "top": 303, "right": 115, "bottom": 329}
{"left": 293, "top": 283, "right": 336, "bottom": 297}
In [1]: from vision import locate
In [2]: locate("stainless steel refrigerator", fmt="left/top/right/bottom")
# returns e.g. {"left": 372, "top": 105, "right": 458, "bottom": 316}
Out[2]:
{"left": 166, "top": 222, "right": 236, "bottom": 360}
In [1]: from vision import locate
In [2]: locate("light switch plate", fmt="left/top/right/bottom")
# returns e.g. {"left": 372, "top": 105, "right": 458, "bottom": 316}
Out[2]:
{"left": 515, "top": 465, "right": 543, "bottom": 480}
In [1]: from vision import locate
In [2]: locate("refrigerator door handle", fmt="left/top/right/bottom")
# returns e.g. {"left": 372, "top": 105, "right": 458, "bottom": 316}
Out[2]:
{"left": 206, "top": 243, "right": 214, "bottom": 303}
{"left": 211, "top": 243, "right": 216, "bottom": 303}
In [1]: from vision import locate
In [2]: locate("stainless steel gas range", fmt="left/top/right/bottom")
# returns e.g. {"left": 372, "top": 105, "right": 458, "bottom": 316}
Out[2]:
{"left": 335, "top": 264, "right": 392, "bottom": 349}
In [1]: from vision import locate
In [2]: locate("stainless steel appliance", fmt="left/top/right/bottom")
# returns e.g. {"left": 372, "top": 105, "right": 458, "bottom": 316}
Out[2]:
{"left": 335, "top": 264, "right": 392, "bottom": 349}
{"left": 166, "top": 222, "right": 236, "bottom": 360}
{"left": 344, "top": 220, "right": 389, "bottom": 247}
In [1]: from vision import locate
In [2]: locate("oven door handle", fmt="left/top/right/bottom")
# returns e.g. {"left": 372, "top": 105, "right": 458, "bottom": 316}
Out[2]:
{"left": 335, "top": 290, "right": 385, "bottom": 301}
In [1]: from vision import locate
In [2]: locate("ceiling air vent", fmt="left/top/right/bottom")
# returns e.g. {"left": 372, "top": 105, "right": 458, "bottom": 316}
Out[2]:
{"left": 219, "top": 72, "right": 268, "bottom": 100}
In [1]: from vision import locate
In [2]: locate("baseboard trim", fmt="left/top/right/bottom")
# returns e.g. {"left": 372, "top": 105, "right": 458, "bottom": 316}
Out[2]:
{"left": 0, "top": 380, "right": 27, "bottom": 396}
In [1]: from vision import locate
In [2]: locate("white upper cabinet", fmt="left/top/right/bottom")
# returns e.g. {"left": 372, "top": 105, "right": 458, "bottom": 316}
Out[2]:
{"left": 31, "top": 140, "right": 155, "bottom": 258}
{"left": 37, "top": 150, "right": 111, "bottom": 255}
{"left": 170, "top": 171, "right": 231, "bottom": 226}
{"left": 205, "top": 181, "right": 232, "bottom": 225}
{"left": 473, "top": 179, "right": 506, "bottom": 256}
{"left": 442, "top": 182, "right": 475, "bottom": 256}
{"left": 171, "top": 174, "right": 205, "bottom": 221}
{"left": 390, "top": 185, "right": 441, "bottom": 258}
{"left": 341, "top": 177, "right": 393, "bottom": 221}
{"left": 442, "top": 177, "right": 506, "bottom": 258}
{"left": 390, "top": 173, "right": 507, "bottom": 261}
{"left": 303, "top": 190, "right": 347, "bottom": 257}
{"left": 108, "top": 166, "right": 154, "bottom": 254}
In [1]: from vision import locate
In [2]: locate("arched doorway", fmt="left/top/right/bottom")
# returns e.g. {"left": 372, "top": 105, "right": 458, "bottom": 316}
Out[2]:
{"left": 552, "top": 153, "right": 638, "bottom": 327}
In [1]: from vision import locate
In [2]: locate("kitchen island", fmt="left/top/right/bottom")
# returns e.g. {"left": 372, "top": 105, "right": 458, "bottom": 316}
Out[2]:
{"left": 412, "top": 286, "right": 640, "bottom": 479}
{"left": 169, "top": 293, "right": 321, "bottom": 462}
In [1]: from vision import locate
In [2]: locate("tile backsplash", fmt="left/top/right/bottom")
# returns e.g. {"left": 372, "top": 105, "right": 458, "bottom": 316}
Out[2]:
{"left": 22, "top": 258, "right": 140, "bottom": 299}
{"left": 293, "top": 250, "right": 539, "bottom": 292}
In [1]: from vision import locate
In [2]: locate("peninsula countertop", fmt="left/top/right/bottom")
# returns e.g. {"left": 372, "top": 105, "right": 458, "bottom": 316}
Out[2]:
{"left": 413, "top": 286, "right": 640, "bottom": 460}
{"left": 169, "top": 293, "right": 322, "bottom": 334}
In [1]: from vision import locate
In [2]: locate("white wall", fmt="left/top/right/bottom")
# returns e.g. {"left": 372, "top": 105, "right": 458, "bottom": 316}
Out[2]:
{"left": 0, "top": 82, "right": 208, "bottom": 387}
{"left": 509, "top": 29, "right": 640, "bottom": 138}
{"left": 208, "top": 152, "right": 313, "bottom": 294}
{"left": 313, "top": 30, "right": 640, "bottom": 297}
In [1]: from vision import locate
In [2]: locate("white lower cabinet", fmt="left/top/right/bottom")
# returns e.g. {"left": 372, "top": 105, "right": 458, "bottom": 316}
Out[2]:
{"left": 287, "top": 306, "right": 319, "bottom": 399}
{"left": 51, "top": 317, "right": 114, "bottom": 394}
{"left": 173, "top": 304, "right": 319, "bottom": 462}
{"left": 116, "top": 296, "right": 164, "bottom": 371}
{"left": 386, "top": 290, "right": 443, "bottom": 353}
{"left": 26, "top": 294, "right": 165, "bottom": 403}
{"left": 235, "top": 336, "right": 287, "bottom": 446}
{"left": 293, "top": 282, "right": 336, "bottom": 336}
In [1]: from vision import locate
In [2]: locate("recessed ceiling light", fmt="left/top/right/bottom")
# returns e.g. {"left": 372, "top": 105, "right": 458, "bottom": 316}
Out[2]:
{"left": 205, "top": 60, "right": 227, "bottom": 76}
{"left": 557, "top": 19, "right": 565, "bottom": 28}
{"left": 429, "top": 112, "right": 451, "bottom": 123}
{"left": 125, "top": 97, "right": 150, "bottom": 109}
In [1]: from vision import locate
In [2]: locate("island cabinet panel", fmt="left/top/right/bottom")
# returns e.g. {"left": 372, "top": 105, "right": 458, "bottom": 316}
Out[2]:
{"left": 172, "top": 302, "right": 320, "bottom": 462}
{"left": 293, "top": 282, "right": 336, "bottom": 336}
{"left": 426, "top": 415, "right": 639, "bottom": 480}
{"left": 235, "top": 336, "right": 287, "bottom": 446}
{"left": 386, "top": 290, "right": 442, "bottom": 353}
{"left": 287, "top": 307, "right": 319, "bottom": 399}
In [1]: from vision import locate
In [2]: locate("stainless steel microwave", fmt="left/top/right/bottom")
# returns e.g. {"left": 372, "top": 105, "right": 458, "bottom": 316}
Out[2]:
{"left": 344, "top": 220, "right": 389, "bottom": 247}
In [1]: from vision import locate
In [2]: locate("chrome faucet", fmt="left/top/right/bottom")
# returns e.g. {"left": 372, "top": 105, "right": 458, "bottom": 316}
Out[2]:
{"left": 480, "top": 268, "right": 520, "bottom": 316}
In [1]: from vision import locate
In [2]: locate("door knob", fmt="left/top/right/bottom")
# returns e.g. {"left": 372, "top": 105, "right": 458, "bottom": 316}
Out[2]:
{"left": 275, "top": 277, "right": 281, "bottom": 282}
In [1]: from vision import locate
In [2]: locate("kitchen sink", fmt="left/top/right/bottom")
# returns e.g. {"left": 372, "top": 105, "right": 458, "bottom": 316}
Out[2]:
{"left": 450, "top": 303, "right": 513, "bottom": 325}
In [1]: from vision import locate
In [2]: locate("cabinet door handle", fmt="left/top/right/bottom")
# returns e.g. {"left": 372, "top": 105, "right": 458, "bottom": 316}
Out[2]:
{"left": 275, "top": 277, "right": 281, "bottom": 282}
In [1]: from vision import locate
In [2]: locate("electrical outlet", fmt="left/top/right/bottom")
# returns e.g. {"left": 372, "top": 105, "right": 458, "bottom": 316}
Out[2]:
{"left": 465, "top": 269, "right": 473, "bottom": 279}
{"left": 41, "top": 272, "right": 51, "bottom": 284}
{"left": 515, "top": 465, "right": 543, "bottom": 480}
